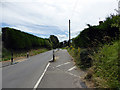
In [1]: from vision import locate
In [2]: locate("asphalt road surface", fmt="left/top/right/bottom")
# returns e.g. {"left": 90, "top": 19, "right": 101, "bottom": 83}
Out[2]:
{"left": 38, "top": 49, "right": 87, "bottom": 88}
{"left": 2, "top": 50, "right": 53, "bottom": 88}
{"left": 2, "top": 49, "right": 87, "bottom": 89}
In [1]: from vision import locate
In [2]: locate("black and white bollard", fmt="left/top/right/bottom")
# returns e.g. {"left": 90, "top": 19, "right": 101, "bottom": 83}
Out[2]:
{"left": 11, "top": 52, "right": 13, "bottom": 65}
{"left": 27, "top": 52, "right": 29, "bottom": 58}
{"left": 53, "top": 50, "right": 55, "bottom": 62}
{"left": 49, "top": 49, "right": 55, "bottom": 62}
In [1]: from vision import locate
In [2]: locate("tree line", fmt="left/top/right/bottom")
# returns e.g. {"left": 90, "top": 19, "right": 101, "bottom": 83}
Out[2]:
{"left": 72, "top": 15, "right": 120, "bottom": 48}
{"left": 2, "top": 27, "right": 60, "bottom": 51}
{"left": 68, "top": 15, "right": 120, "bottom": 88}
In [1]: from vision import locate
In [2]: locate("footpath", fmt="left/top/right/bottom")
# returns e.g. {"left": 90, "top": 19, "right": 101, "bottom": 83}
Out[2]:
{"left": 37, "top": 49, "right": 87, "bottom": 88}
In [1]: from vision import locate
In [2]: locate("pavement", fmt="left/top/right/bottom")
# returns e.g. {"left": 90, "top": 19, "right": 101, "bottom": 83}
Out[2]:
{"left": 38, "top": 49, "right": 87, "bottom": 88}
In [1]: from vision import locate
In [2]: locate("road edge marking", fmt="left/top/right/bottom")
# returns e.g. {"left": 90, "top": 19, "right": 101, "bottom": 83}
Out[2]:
{"left": 33, "top": 62, "right": 50, "bottom": 90}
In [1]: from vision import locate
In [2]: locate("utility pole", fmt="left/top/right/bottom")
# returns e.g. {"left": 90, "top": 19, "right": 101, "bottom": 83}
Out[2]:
{"left": 69, "top": 19, "right": 71, "bottom": 47}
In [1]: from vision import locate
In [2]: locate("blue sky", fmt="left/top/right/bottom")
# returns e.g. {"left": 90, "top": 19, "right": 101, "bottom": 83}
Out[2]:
{"left": 0, "top": 0, "right": 118, "bottom": 41}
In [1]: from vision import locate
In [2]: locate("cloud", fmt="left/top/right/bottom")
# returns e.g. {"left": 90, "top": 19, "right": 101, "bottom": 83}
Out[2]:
{"left": 57, "top": 34, "right": 68, "bottom": 42}
{"left": 1, "top": 0, "right": 118, "bottom": 41}
{"left": 10, "top": 24, "right": 67, "bottom": 39}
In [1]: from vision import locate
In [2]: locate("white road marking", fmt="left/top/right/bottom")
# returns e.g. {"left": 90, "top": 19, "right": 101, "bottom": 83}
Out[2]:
{"left": 56, "top": 62, "right": 70, "bottom": 67}
{"left": 33, "top": 62, "right": 50, "bottom": 90}
{"left": 49, "top": 58, "right": 53, "bottom": 62}
{"left": 66, "top": 72, "right": 81, "bottom": 78}
{"left": 67, "top": 66, "right": 76, "bottom": 72}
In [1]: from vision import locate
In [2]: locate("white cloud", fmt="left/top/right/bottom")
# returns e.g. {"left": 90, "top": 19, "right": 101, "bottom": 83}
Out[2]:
{"left": 1, "top": 0, "right": 118, "bottom": 41}
{"left": 57, "top": 34, "right": 68, "bottom": 42}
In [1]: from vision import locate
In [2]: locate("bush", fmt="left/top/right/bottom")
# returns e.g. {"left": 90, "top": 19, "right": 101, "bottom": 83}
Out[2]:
{"left": 91, "top": 40, "right": 120, "bottom": 88}
{"left": 2, "top": 48, "right": 11, "bottom": 61}
{"left": 68, "top": 47, "right": 92, "bottom": 69}
{"left": 80, "top": 49, "right": 92, "bottom": 68}
{"left": 73, "top": 15, "right": 120, "bottom": 48}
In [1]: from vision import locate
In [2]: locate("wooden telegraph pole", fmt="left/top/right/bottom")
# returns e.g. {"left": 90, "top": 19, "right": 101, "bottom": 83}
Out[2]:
{"left": 69, "top": 20, "right": 71, "bottom": 47}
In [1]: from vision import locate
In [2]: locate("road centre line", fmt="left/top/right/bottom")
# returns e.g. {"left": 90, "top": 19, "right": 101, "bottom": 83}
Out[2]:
{"left": 67, "top": 66, "right": 76, "bottom": 71}
{"left": 56, "top": 62, "right": 70, "bottom": 67}
{"left": 33, "top": 62, "right": 50, "bottom": 90}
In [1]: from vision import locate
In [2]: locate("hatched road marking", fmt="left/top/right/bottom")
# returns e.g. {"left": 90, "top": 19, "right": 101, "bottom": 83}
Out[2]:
{"left": 67, "top": 66, "right": 76, "bottom": 72}
{"left": 56, "top": 62, "right": 70, "bottom": 68}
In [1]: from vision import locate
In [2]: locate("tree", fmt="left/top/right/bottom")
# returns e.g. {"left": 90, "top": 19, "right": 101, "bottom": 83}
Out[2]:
{"left": 2, "top": 27, "right": 52, "bottom": 51}
{"left": 72, "top": 15, "right": 120, "bottom": 48}
{"left": 49, "top": 35, "right": 59, "bottom": 49}
{"left": 59, "top": 42, "right": 64, "bottom": 48}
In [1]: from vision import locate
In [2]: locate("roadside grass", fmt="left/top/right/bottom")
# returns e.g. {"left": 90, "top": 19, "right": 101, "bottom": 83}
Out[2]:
{"left": 1, "top": 48, "right": 11, "bottom": 61}
{"left": 67, "top": 46, "right": 90, "bottom": 70}
{"left": 2, "top": 48, "right": 49, "bottom": 61}
{"left": 67, "top": 40, "right": 120, "bottom": 88}
{"left": 68, "top": 45, "right": 93, "bottom": 70}
{"left": 67, "top": 46, "right": 80, "bottom": 67}
{"left": 29, "top": 48, "right": 48, "bottom": 56}
{"left": 89, "top": 40, "right": 120, "bottom": 88}
{"left": 60, "top": 46, "right": 68, "bottom": 50}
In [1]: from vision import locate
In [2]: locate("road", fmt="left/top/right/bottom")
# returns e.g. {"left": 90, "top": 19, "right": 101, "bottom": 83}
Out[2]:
{"left": 2, "top": 49, "right": 87, "bottom": 89}
{"left": 2, "top": 50, "right": 53, "bottom": 88}
{"left": 38, "top": 49, "right": 87, "bottom": 88}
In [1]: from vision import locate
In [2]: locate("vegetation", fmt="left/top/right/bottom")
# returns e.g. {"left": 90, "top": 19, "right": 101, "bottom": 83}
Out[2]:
{"left": 2, "top": 27, "right": 52, "bottom": 51}
{"left": 49, "top": 35, "right": 59, "bottom": 49}
{"left": 2, "top": 48, "right": 48, "bottom": 61}
{"left": 72, "top": 15, "right": 119, "bottom": 48}
{"left": 2, "top": 47, "right": 11, "bottom": 61}
{"left": 2, "top": 27, "right": 59, "bottom": 61}
{"left": 68, "top": 15, "right": 120, "bottom": 88}
{"left": 59, "top": 40, "right": 69, "bottom": 48}
{"left": 68, "top": 47, "right": 92, "bottom": 70}
{"left": 90, "top": 40, "right": 120, "bottom": 88}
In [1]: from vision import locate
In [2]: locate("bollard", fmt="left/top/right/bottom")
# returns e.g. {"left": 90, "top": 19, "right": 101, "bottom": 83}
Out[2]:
{"left": 53, "top": 50, "right": 55, "bottom": 62}
{"left": 49, "top": 49, "right": 55, "bottom": 62}
{"left": 11, "top": 52, "right": 13, "bottom": 65}
{"left": 27, "top": 52, "right": 29, "bottom": 58}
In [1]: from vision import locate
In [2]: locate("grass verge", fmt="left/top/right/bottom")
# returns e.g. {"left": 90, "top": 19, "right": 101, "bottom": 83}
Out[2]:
{"left": 67, "top": 46, "right": 92, "bottom": 70}
{"left": 67, "top": 40, "right": 120, "bottom": 88}
{"left": 1, "top": 48, "right": 49, "bottom": 62}
{"left": 87, "top": 40, "right": 120, "bottom": 88}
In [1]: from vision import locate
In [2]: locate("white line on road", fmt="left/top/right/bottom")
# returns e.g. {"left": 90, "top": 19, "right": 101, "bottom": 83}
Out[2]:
{"left": 66, "top": 72, "right": 81, "bottom": 78}
{"left": 67, "top": 66, "right": 76, "bottom": 71}
{"left": 56, "top": 62, "right": 70, "bottom": 68}
{"left": 33, "top": 62, "right": 50, "bottom": 90}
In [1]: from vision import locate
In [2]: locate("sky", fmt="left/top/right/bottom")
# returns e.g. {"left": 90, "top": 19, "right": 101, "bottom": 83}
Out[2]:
{"left": 0, "top": 0, "right": 118, "bottom": 41}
